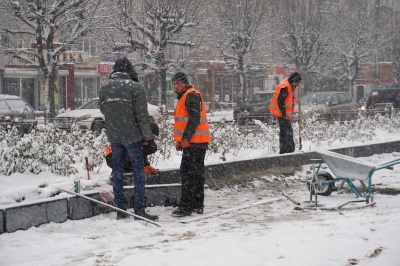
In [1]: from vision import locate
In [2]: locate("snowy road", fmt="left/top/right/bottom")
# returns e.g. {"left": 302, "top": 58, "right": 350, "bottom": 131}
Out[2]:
{"left": 1, "top": 153, "right": 400, "bottom": 266}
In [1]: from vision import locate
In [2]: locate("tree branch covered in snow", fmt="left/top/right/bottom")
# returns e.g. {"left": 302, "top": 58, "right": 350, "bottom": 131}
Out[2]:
{"left": 270, "top": 0, "right": 332, "bottom": 94}
{"left": 0, "top": 0, "right": 101, "bottom": 117}
{"left": 105, "top": 0, "right": 203, "bottom": 105}
{"left": 208, "top": 0, "right": 266, "bottom": 101}
{"left": 330, "top": 6, "right": 395, "bottom": 94}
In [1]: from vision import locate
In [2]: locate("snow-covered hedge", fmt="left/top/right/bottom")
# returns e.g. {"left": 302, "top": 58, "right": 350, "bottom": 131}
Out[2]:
{"left": 0, "top": 111, "right": 399, "bottom": 176}
{"left": 0, "top": 124, "right": 108, "bottom": 176}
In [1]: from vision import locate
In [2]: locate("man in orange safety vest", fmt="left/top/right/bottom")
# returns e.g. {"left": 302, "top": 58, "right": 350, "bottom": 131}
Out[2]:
{"left": 269, "top": 72, "right": 302, "bottom": 154}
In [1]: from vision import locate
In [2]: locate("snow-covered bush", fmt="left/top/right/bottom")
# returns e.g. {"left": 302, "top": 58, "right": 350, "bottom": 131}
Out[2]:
{"left": 0, "top": 125, "right": 107, "bottom": 176}
{"left": 0, "top": 111, "right": 399, "bottom": 177}
{"left": 150, "top": 115, "right": 175, "bottom": 165}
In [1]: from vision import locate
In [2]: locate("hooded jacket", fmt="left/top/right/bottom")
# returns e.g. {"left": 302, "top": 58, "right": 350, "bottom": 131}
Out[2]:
{"left": 99, "top": 72, "right": 153, "bottom": 143}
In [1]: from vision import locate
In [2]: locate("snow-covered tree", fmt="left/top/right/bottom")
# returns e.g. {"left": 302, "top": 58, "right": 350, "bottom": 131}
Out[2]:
{"left": 271, "top": 0, "right": 332, "bottom": 94}
{"left": 0, "top": 0, "right": 100, "bottom": 117}
{"left": 330, "top": 2, "right": 394, "bottom": 95}
{"left": 208, "top": 0, "right": 266, "bottom": 101}
{"left": 107, "top": 0, "right": 203, "bottom": 106}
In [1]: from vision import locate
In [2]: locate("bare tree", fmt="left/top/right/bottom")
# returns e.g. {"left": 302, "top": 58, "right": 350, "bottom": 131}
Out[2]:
{"left": 107, "top": 0, "right": 203, "bottom": 106}
{"left": 208, "top": 0, "right": 266, "bottom": 101}
{"left": 0, "top": 0, "right": 100, "bottom": 117}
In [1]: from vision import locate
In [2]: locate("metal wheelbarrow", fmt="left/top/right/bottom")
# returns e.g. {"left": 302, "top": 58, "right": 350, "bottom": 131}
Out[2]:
{"left": 308, "top": 150, "right": 400, "bottom": 203}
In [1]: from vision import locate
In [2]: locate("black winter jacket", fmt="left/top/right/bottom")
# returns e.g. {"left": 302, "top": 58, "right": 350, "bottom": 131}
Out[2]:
{"left": 278, "top": 87, "right": 289, "bottom": 119}
{"left": 99, "top": 72, "right": 153, "bottom": 143}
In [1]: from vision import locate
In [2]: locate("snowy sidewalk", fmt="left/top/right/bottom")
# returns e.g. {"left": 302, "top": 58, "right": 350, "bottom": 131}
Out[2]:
{"left": 1, "top": 152, "right": 399, "bottom": 266}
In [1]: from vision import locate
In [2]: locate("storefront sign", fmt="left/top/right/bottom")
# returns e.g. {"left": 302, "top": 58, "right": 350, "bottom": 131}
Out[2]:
{"left": 97, "top": 63, "right": 114, "bottom": 75}
{"left": 98, "top": 63, "right": 114, "bottom": 85}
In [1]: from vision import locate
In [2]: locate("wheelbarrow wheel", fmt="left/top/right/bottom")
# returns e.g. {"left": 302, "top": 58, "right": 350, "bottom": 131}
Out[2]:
{"left": 316, "top": 173, "right": 335, "bottom": 196}
{"left": 308, "top": 172, "right": 335, "bottom": 196}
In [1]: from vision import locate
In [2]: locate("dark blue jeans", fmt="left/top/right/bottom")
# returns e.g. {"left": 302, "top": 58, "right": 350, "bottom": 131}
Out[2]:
{"left": 112, "top": 142, "right": 145, "bottom": 210}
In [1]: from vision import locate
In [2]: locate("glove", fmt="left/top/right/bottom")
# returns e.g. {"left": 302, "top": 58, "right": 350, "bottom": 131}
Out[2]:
{"left": 144, "top": 165, "right": 158, "bottom": 176}
{"left": 142, "top": 139, "right": 157, "bottom": 155}
{"left": 181, "top": 139, "right": 191, "bottom": 149}
{"left": 176, "top": 142, "right": 182, "bottom": 151}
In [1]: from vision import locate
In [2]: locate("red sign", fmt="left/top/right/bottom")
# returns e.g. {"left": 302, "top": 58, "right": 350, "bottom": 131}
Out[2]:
{"left": 210, "top": 61, "right": 226, "bottom": 69}
{"left": 97, "top": 63, "right": 114, "bottom": 75}
{"left": 276, "top": 66, "right": 286, "bottom": 74}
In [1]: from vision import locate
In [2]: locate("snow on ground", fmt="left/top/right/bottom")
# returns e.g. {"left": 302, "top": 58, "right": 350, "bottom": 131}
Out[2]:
{"left": 0, "top": 151, "right": 400, "bottom": 266}
{"left": 1, "top": 110, "right": 400, "bottom": 265}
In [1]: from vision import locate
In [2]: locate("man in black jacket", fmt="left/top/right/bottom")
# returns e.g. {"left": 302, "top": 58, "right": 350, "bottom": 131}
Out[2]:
{"left": 172, "top": 72, "right": 211, "bottom": 217}
{"left": 99, "top": 57, "right": 158, "bottom": 221}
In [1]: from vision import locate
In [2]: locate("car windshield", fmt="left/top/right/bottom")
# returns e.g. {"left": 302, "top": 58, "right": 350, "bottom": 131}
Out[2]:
{"left": 300, "top": 94, "right": 330, "bottom": 105}
{"left": 79, "top": 99, "right": 99, "bottom": 109}
{"left": 6, "top": 99, "right": 33, "bottom": 112}
{"left": 378, "top": 88, "right": 398, "bottom": 99}
{"left": 249, "top": 93, "right": 273, "bottom": 103}
{"left": 0, "top": 101, "right": 9, "bottom": 112}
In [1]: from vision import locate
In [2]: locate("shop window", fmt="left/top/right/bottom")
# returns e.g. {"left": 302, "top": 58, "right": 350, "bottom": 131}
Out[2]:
{"left": 3, "top": 78, "right": 20, "bottom": 96}
{"left": 62, "top": 37, "right": 99, "bottom": 56}
{"left": 3, "top": 78, "right": 35, "bottom": 108}
{"left": 21, "top": 79, "right": 35, "bottom": 108}
{"left": 74, "top": 77, "right": 97, "bottom": 108}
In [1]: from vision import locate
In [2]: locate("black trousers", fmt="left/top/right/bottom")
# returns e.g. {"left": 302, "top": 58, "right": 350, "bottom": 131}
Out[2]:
{"left": 179, "top": 146, "right": 206, "bottom": 211}
{"left": 278, "top": 117, "right": 295, "bottom": 154}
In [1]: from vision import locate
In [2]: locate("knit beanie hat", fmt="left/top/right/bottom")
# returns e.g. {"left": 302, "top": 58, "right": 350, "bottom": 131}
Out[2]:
{"left": 172, "top": 72, "right": 189, "bottom": 84}
{"left": 288, "top": 72, "right": 302, "bottom": 83}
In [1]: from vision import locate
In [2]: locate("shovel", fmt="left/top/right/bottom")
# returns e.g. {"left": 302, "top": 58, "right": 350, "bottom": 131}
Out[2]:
{"left": 297, "top": 86, "right": 302, "bottom": 150}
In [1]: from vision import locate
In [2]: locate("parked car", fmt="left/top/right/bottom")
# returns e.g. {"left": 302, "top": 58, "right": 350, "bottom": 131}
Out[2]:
{"left": 233, "top": 91, "right": 275, "bottom": 124}
{"left": 366, "top": 86, "right": 400, "bottom": 110}
{"left": 296, "top": 91, "right": 360, "bottom": 121}
{"left": 54, "top": 98, "right": 161, "bottom": 133}
{"left": 0, "top": 94, "right": 38, "bottom": 134}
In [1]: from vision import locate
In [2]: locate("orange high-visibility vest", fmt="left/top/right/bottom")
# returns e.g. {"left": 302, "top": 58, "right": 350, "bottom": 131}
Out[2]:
{"left": 269, "top": 79, "right": 296, "bottom": 120}
{"left": 174, "top": 87, "right": 211, "bottom": 143}
{"left": 104, "top": 143, "right": 112, "bottom": 157}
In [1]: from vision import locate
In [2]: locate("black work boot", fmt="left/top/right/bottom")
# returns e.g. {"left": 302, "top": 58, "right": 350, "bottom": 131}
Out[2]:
{"left": 134, "top": 209, "right": 159, "bottom": 221}
{"left": 172, "top": 208, "right": 192, "bottom": 217}
{"left": 116, "top": 210, "right": 130, "bottom": 220}
{"left": 193, "top": 207, "right": 204, "bottom": 214}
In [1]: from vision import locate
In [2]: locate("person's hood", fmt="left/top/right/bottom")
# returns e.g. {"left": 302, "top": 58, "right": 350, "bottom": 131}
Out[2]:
{"left": 110, "top": 72, "right": 131, "bottom": 80}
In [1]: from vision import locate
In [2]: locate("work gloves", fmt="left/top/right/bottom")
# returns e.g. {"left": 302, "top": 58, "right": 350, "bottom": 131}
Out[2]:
{"left": 144, "top": 165, "right": 157, "bottom": 176}
{"left": 175, "top": 139, "right": 191, "bottom": 151}
{"left": 142, "top": 139, "right": 157, "bottom": 155}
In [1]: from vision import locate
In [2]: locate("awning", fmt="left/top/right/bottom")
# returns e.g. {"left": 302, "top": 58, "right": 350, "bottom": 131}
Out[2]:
{"left": 5, "top": 68, "right": 39, "bottom": 78}
{"left": 74, "top": 71, "right": 99, "bottom": 77}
